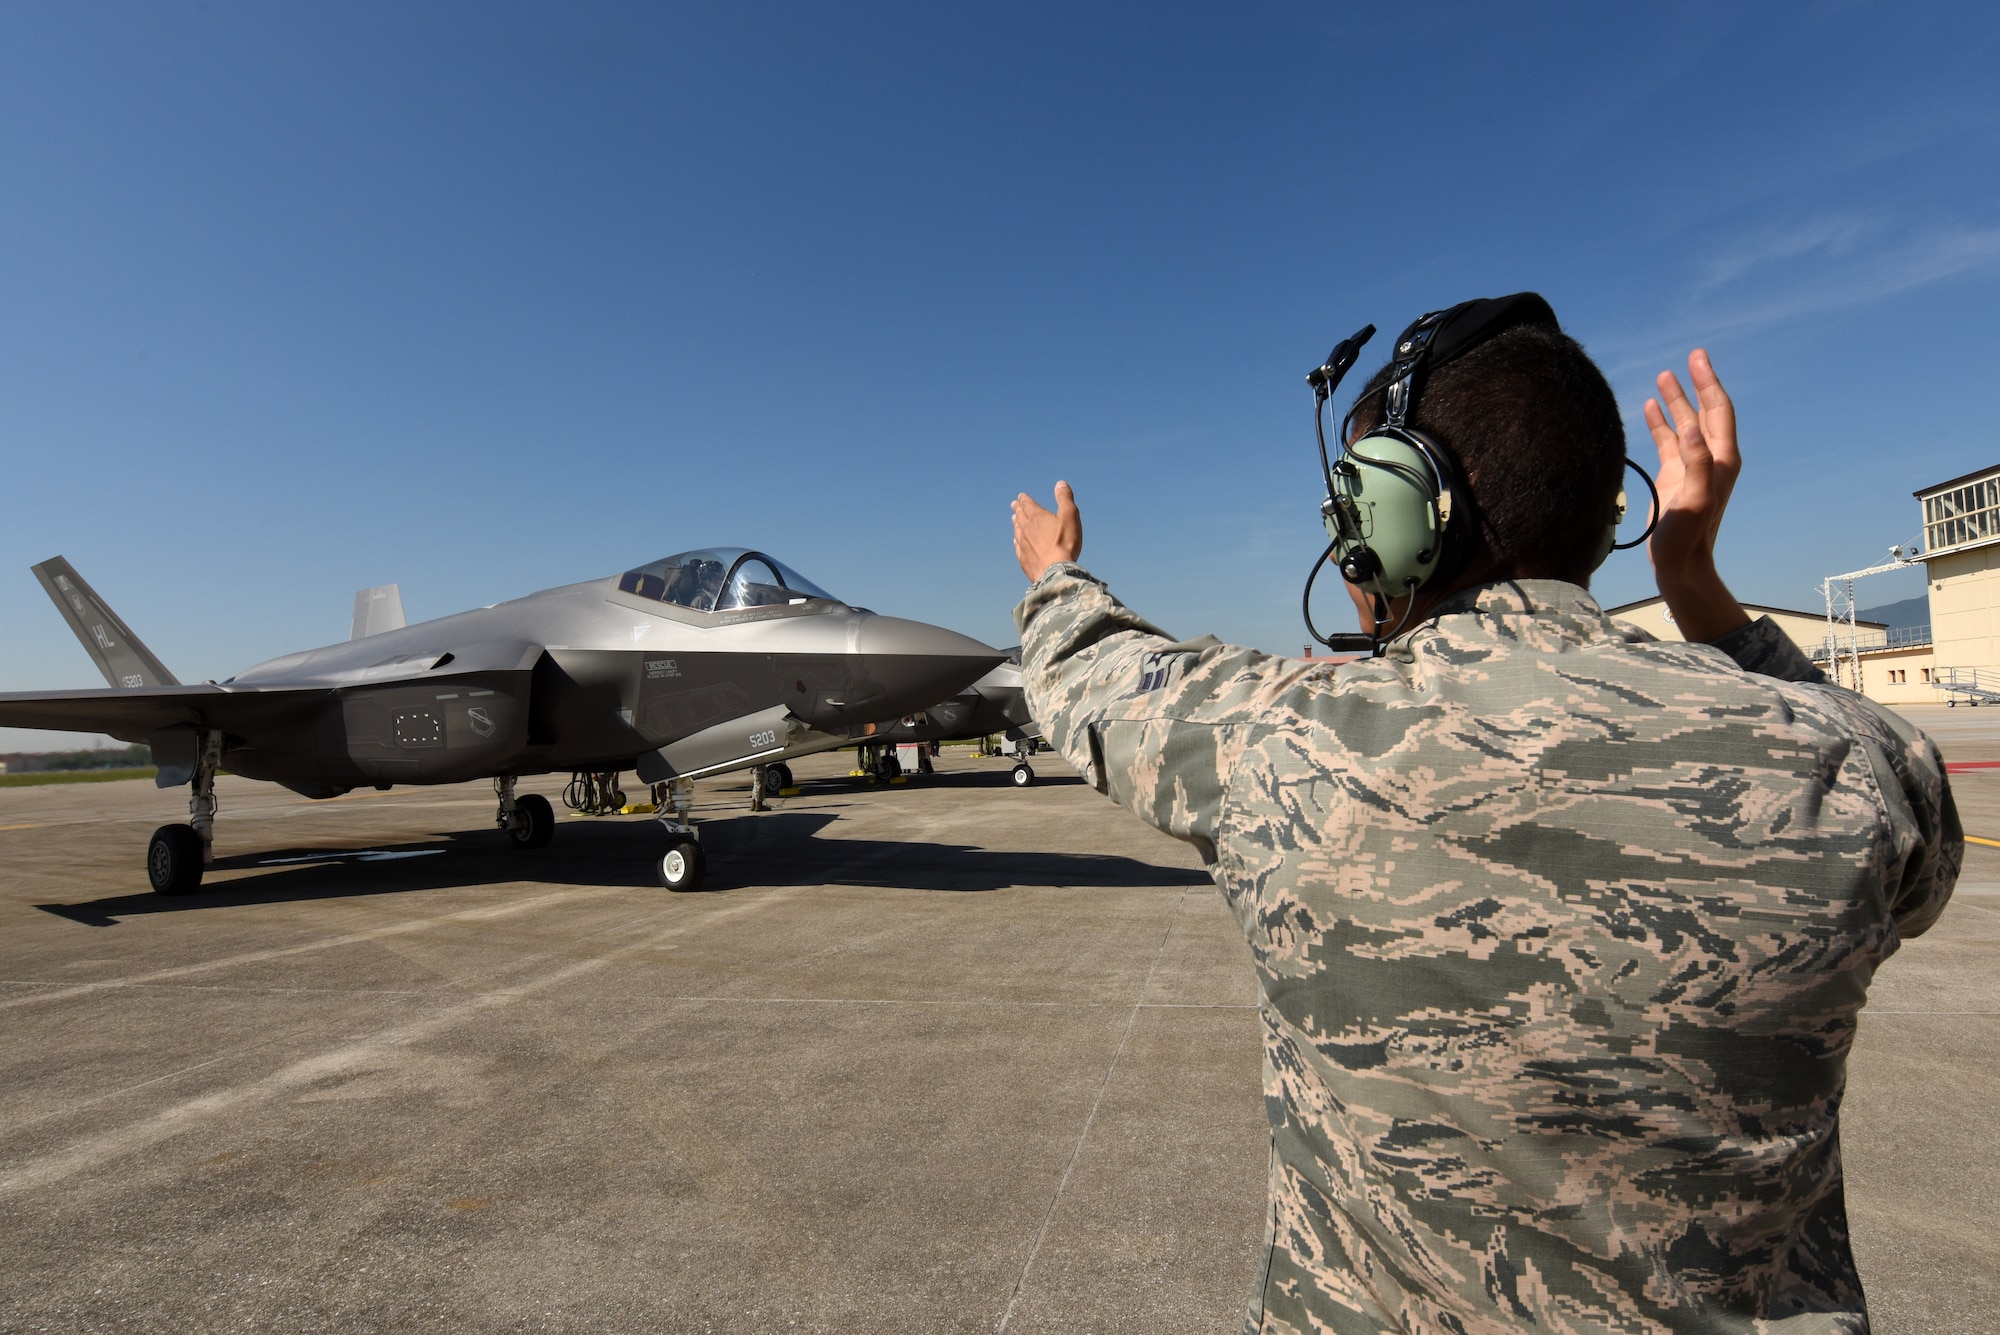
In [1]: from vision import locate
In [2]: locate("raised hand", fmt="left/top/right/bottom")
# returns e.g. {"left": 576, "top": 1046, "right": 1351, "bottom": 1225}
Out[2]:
{"left": 1643, "top": 349, "right": 1749, "bottom": 643}
{"left": 1013, "top": 481, "right": 1084, "bottom": 583}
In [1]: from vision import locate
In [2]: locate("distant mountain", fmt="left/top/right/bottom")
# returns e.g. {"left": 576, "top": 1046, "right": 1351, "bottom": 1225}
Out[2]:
{"left": 1857, "top": 595, "right": 1929, "bottom": 631}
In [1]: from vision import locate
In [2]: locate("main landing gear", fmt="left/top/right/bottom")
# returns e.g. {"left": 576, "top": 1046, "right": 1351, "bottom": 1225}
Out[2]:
{"left": 496, "top": 775, "right": 554, "bottom": 849}
{"left": 147, "top": 729, "right": 224, "bottom": 896}
{"left": 655, "top": 777, "right": 705, "bottom": 891}
{"left": 501, "top": 772, "right": 703, "bottom": 888}
{"left": 851, "top": 743, "right": 902, "bottom": 783}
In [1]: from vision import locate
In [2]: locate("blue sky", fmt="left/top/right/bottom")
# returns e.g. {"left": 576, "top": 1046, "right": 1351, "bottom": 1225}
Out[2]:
{"left": 3, "top": 2, "right": 1997, "bottom": 749}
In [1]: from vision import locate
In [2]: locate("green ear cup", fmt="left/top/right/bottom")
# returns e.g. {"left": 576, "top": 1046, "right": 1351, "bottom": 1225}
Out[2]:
{"left": 1323, "top": 433, "right": 1448, "bottom": 600}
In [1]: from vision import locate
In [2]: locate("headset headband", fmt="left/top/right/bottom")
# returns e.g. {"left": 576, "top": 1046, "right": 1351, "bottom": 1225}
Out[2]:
{"left": 1382, "top": 292, "right": 1561, "bottom": 429}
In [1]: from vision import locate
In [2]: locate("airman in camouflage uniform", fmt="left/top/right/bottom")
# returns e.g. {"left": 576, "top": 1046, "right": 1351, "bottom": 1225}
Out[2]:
{"left": 1009, "top": 342, "right": 1960, "bottom": 1332}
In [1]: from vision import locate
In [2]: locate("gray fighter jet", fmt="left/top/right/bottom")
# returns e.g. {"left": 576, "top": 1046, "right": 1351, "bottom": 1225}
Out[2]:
{"left": 0, "top": 549, "right": 1000, "bottom": 894}
{"left": 828, "top": 656, "right": 1044, "bottom": 788}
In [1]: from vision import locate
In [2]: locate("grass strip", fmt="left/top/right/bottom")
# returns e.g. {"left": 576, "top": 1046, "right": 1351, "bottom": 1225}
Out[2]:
{"left": 0, "top": 767, "right": 158, "bottom": 788}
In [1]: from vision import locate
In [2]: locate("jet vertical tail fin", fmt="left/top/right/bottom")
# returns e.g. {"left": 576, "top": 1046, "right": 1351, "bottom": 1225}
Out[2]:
{"left": 350, "top": 584, "right": 407, "bottom": 640}
{"left": 29, "top": 557, "right": 180, "bottom": 689}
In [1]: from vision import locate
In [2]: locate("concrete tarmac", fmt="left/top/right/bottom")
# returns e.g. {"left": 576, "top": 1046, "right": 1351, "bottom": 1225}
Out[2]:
{"left": 1, "top": 713, "right": 1995, "bottom": 1334}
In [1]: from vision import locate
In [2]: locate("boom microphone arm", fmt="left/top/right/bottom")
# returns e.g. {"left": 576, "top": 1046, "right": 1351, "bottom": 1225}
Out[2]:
{"left": 1302, "top": 542, "right": 1382, "bottom": 655}
{"left": 1307, "top": 324, "right": 1376, "bottom": 399}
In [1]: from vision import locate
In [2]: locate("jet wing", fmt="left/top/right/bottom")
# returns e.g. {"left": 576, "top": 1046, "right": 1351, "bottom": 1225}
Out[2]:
{"left": 0, "top": 683, "right": 333, "bottom": 745}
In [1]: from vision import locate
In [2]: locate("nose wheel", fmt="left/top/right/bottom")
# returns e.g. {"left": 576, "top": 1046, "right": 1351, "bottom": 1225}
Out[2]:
{"left": 1011, "top": 762, "right": 1035, "bottom": 787}
{"left": 659, "top": 839, "right": 706, "bottom": 891}
{"left": 655, "top": 778, "right": 707, "bottom": 891}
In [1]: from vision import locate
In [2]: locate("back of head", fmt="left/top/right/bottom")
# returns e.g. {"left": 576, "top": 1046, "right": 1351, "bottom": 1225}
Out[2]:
{"left": 1350, "top": 322, "right": 1626, "bottom": 585}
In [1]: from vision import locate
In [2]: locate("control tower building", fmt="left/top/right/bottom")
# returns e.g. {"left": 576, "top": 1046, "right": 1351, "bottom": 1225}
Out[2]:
{"left": 1918, "top": 464, "right": 2000, "bottom": 703}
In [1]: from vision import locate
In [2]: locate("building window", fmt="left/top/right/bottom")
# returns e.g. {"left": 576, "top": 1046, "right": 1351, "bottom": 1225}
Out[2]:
{"left": 1921, "top": 668, "right": 1933, "bottom": 683}
{"left": 1923, "top": 473, "right": 2000, "bottom": 554}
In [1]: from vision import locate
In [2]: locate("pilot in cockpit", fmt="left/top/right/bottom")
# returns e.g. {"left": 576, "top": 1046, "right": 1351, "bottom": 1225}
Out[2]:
{"left": 663, "top": 559, "right": 723, "bottom": 611}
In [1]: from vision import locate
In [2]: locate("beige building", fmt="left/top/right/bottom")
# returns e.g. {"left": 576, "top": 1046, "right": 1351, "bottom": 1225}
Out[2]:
{"left": 1604, "top": 598, "right": 1943, "bottom": 705}
{"left": 1843, "top": 643, "right": 1944, "bottom": 706}
{"left": 1605, "top": 597, "right": 1860, "bottom": 658}
{"left": 1918, "top": 465, "right": 2000, "bottom": 702}
{"left": 1603, "top": 464, "right": 2000, "bottom": 709}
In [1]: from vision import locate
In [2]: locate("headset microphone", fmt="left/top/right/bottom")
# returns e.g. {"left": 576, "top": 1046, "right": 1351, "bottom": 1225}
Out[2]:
{"left": 1301, "top": 324, "right": 1382, "bottom": 655}
{"left": 1307, "top": 325, "right": 1376, "bottom": 396}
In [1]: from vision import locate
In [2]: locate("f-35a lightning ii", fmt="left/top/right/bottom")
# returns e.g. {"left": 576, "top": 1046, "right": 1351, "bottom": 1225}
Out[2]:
{"left": 823, "top": 656, "right": 1043, "bottom": 789}
{"left": 0, "top": 549, "right": 1000, "bottom": 894}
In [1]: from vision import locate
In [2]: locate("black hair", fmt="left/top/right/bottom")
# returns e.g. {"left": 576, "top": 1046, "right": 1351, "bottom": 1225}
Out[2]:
{"left": 1347, "top": 323, "right": 1626, "bottom": 585}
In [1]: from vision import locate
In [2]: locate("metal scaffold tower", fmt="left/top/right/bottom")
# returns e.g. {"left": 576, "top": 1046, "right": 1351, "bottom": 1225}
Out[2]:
{"left": 1819, "top": 542, "right": 1921, "bottom": 691}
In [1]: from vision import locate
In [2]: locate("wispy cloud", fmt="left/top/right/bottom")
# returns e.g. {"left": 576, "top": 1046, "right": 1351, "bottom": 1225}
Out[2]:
{"left": 1691, "top": 212, "right": 1884, "bottom": 294}
{"left": 1603, "top": 213, "right": 2000, "bottom": 377}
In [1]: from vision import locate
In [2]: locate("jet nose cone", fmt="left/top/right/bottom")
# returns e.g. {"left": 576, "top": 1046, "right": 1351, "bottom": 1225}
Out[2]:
{"left": 821, "top": 615, "right": 1003, "bottom": 725}
{"left": 854, "top": 615, "right": 998, "bottom": 663}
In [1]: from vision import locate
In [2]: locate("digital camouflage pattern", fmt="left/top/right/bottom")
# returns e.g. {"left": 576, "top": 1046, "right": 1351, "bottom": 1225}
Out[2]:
{"left": 1015, "top": 566, "right": 1961, "bottom": 1335}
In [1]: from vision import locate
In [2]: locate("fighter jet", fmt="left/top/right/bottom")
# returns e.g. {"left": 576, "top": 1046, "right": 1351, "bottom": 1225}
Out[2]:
{"left": 828, "top": 656, "right": 1044, "bottom": 788}
{"left": 0, "top": 549, "right": 1000, "bottom": 894}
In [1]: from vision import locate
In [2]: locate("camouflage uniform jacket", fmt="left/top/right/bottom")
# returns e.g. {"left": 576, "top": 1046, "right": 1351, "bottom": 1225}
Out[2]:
{"left": 1014, "top": 566, "right": 1960, "bottom": 1335}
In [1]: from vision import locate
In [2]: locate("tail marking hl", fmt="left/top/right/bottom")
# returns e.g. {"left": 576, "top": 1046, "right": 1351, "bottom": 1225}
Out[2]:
{"left": 30, "top": 557, "right": 180, "bottom": 690}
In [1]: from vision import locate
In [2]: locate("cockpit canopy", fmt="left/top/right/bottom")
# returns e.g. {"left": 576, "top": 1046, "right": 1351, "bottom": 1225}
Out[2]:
{"left": 617, "top": 548, "right": 840, "bottom": 613}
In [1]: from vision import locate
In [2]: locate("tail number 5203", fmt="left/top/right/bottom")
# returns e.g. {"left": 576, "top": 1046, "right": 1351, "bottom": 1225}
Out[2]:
{"left": 748, "top": 729, "right": 779, "bottom": 749}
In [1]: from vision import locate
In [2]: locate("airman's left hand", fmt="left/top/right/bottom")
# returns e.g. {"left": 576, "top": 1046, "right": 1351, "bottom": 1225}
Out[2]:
{"left": 1645, "top": 349, "right": 1750, "bottom": 643}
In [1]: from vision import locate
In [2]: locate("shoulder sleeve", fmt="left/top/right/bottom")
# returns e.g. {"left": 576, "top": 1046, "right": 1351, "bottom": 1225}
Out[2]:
{"left": 1804, "top": 686, "right": 1962, "bottom": 938}
{"left": 1707, "top": 617, "right": 1959, "bottom": 933}
{"left": 1708, "top": 615, "right": 1827, "bottom": 683}
{"left": 1013, "top": 563, "right": 1311, "bottom": 860}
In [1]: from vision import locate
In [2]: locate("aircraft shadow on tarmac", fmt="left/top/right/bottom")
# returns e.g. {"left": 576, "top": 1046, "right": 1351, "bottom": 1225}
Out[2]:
{"left": 34, "top": 807, "right": 1209, "bottom": 926}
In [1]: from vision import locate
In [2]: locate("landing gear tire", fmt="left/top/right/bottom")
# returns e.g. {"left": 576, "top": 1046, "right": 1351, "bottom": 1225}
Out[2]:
{"left": 880, "top": 754, "right": 902, "bottom": 780}
{"left": 659, "top": 840, "right": 706, "bottom": 891}
{"left": 147, "top": 824, "right": 205, "bottom": 896}
{"left": 508, "top": 793, "right": 555, "bottom": 849}
{"left": 767, "top": 762, "right": 794, "bottom": 791}
{"left": 1012, "top": 763, "right": 1035, "bottom": 788}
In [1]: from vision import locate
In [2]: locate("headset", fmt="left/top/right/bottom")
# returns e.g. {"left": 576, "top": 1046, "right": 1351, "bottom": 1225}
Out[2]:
{"left": 1301, "top": 293, "right": 1658, "bottom": 655}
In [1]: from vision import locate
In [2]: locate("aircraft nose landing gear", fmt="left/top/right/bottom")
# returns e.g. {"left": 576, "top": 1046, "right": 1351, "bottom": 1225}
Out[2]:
{"left": 655, "top": 777, "right": 706, "bottom": 891}
{"left": 1003, "top": 736, "right": 1039, "bottom": 788}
